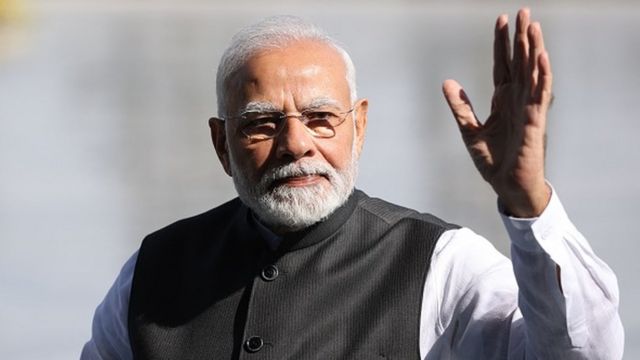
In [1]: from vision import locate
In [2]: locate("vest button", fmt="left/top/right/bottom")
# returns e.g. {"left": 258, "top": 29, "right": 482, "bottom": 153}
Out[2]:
{"left": 244, "top": 336, "right": 264, "bottom": 352}
{"left": 261, "top": 264, "right": 279, "bottom": 281}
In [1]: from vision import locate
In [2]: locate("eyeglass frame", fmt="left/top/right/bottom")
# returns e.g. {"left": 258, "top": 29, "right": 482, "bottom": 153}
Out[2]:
{"left": 212, "top": 106, "right": 357, "bottom": 141}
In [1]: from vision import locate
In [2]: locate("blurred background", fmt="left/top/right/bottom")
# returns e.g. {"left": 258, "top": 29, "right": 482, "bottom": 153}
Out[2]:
{"left": 1, "top": 0, "right": 638, "bottom": 358}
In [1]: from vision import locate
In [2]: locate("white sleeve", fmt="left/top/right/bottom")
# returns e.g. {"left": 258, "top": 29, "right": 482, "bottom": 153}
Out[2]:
{"left": 420, "top": 187, "right": 624, "bottom": 359}
{"left": 80, "top": 252, "right": 137, "bottom": 360}
{"left": 420, "top": 226, "right": 519, "bottom": 359}
{"left": 504, "top": 187, "right": 624, "bottom": 359}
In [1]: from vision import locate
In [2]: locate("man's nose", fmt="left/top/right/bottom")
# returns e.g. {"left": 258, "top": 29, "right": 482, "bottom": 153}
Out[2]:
{"left": 275, "top": 116, "right": 316, "bottom": 160}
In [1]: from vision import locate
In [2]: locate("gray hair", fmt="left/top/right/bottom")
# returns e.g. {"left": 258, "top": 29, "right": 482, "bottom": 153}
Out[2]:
{"left": 216, "top": 15, "right": 357, "bottom": 117}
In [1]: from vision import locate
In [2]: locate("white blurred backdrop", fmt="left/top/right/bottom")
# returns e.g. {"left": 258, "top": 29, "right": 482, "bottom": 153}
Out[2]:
{"left": 1, "top": 1, "right": 638, "bottom": 358}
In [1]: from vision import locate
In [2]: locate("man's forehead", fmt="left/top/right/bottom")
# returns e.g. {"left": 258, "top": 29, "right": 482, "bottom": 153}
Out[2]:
{"left": 253, "top": 39, "right": 342, "bottom": 59}
{"left": 225, "top": 40, "right": 350, "bottom": 113}
{"left": 243, "top": 41, "right": 345, "bottom": 75}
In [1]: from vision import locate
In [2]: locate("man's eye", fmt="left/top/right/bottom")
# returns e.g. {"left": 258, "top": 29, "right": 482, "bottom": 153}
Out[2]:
{"left": 241, "top": 115, "right": 281, "bottom": 138}
{"left": 245, "top": 119, "right": 278, "bottom": 130}
{"left": 305, "top": 112, "right": 334, "bottom": 122}
{"left": 243, "top": 113, "right": 281, "bottom": 126}
{"left": 251, "top": 119, "right": 277, "bottom": 126}
{"left": 251, "top": 113, "right": 280, "bottom": 121}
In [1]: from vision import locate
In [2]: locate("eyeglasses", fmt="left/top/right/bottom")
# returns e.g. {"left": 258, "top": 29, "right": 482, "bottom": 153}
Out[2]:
{"left": 220, "top": 108, "right": 355, "bottom": 141}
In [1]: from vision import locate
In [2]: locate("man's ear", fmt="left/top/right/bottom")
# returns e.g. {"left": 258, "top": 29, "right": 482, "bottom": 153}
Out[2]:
{"left": 209, "top": 117, "right": 233, "bottom": 176}
{"left": 354, "top": 99, "right": 368, "bottom": 158}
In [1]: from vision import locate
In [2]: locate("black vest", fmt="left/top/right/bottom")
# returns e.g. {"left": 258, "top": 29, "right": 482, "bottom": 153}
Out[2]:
{"left": 129, "top": 190, "right": 457, "bottom": 359}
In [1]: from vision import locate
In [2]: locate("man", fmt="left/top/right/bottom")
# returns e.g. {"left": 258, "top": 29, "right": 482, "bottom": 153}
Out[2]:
{"left": 82, "top": 8, "right": 623, "bottom": 359}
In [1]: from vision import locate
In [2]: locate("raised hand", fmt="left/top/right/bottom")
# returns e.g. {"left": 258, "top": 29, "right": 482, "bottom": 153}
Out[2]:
{"left": 443, "top": 8, "right": 553, "bottom": 218}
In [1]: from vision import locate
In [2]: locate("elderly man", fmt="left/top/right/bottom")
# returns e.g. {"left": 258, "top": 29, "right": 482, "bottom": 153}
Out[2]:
{"left": 82, "top": 8, "right": 623, "bottom": 359}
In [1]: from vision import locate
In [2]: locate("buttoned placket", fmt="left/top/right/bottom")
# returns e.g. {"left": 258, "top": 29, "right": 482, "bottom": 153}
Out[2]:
{"left": 238, "top": 249, "right": 284, "bottom": 358}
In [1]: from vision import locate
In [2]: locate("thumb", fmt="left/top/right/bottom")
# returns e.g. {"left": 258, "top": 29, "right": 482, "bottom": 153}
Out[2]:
{"left": 442, "top": 79, "right": 481, "bottom": 130}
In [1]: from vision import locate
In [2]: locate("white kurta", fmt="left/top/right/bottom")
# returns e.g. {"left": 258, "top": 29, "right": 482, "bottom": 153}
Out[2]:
{"left": 81, "top": 188, "right": 624, "bottom": 359}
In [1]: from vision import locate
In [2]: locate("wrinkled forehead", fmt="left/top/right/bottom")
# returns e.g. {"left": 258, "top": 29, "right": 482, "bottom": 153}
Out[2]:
{"left": 225, "top": 40, "right": 351, "bottom": 114}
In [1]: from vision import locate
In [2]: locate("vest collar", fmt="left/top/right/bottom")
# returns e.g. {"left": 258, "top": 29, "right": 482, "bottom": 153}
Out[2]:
{"left": 248, "top": 189, "right": 364, "bottom": 253}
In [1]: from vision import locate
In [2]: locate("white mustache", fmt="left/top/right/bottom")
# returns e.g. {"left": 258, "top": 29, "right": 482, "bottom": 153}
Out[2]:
{"left": 263, "top": 162, "right": 334, "bottom": 184}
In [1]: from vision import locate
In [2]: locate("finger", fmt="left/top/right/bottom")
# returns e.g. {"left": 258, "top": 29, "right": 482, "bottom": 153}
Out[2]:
{"left": 442, "top": 79, "right": 481, "bottom": 131}
{"left": 535, "top": 51, "right": 553, "bottom": 108}
{"left": 527, "top": 22, "right": 545, "bottom": 96}
{"left": 512, "top": 8, "right": 531, "bottom": 83}
{"left": 493, "top": 14, "right": 511, "bottom": 86}
{"left": 526, "top": 51, "right": 553, "bottom": 131}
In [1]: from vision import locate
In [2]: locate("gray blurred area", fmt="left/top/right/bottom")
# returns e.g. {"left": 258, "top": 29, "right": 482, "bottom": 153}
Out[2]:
{"left": 1, "top": 1, "right": 638, "bottom": 358}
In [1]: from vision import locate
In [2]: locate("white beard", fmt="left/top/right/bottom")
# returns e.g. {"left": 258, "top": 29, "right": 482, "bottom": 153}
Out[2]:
{"left": 230, "top": 153, "right": 358, "bottom": 232}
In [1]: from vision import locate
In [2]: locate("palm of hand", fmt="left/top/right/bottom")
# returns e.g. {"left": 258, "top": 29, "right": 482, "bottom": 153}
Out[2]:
{"left": 443, "top": 9, "right": 552, "bottom": 217}
{"left": 469, "top": 83, "right": 546, "bottom": 191}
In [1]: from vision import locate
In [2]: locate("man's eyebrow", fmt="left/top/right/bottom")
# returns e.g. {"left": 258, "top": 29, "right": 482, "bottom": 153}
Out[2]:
{"left": 239, "top": 98, "right": 342, "bottom": 114}
{"left": 303, "top": 97, "right": 342, "bottom": 110}
{"left": 240, "top": 101, "right": 279, "bottom": 113}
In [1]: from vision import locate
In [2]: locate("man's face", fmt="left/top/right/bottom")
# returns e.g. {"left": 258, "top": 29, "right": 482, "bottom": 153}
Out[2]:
{"left": 211, "top": 40, "right": 368, "bottom": 232}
